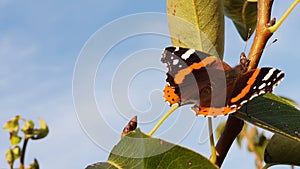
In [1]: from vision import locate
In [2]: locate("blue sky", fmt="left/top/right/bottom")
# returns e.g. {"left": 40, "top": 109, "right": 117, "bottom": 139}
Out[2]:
{"left": 0, "top": 1, "right": 299, "bottom": 169}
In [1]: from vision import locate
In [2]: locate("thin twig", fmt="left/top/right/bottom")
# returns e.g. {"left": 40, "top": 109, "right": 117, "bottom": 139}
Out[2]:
{"left": 208, "top": 117, "right": 217, "bottom": 163}
{"left": 240, "top": 129, "right": 263, "bottom": 169}
{"left": 247, "top": 0, "right": 275, "bottom": 70}
{"left": 148, "top": 104, "right": 179, "bottom": 136}
{"left": 268, "top": 0, "right": 300, "bottom": 33}
{"left": 20, "top": 138, "right": 29, "bottom": 169}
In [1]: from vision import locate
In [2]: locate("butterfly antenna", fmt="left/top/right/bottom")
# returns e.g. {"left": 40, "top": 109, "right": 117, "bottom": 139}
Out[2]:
{"left": 248, "top": 38, "right": 279, "bottom": 59}
{"left": 243, "top": 28, "right": 253, "bottom": 53}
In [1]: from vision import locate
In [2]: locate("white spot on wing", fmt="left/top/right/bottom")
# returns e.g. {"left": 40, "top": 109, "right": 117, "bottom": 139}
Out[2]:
{"left": 262, "top": 68, "right": 276, "bottom": 81}
{"left": 240, "top": 100, "right": 248, "bottom": 106}
{"left": 181, "top": 49, "right": 195, "bottom": 60}
{"left": 249, "top": 93, "right": 259, "bottom": 101}
{"left": 258, "top": 83, "right": 266, "bottom": 90}
{"left": 259, "top": 90, "right": 266, "bottom": 95}
{"left": 173, "top": 59, "right": 179, "bottom": 65}
{"left": 277, "top": 71, "right": 284, "bottom": 78}
{"left": 175, "top": 47, "right": 179, "bottom": 51}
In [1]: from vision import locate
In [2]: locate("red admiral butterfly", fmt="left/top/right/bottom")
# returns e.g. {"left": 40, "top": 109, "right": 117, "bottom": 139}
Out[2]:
{"left": 162, "top": 46, "right": 284, "bottom": 117}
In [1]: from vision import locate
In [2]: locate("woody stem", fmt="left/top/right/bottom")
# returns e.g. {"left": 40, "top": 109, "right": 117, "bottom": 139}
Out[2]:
{"left": 247, "top": 0, "right": 274, "bottom": 70}
{"left": 215, "top": 0, "right": 275, "bottom": 167}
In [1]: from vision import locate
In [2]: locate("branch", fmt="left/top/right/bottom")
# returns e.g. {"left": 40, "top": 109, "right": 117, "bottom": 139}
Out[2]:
{"left": 20, "top": 138, "right": 29, "bottom": 169}
{"left": 215, "top": 116, "right": 244, "bottom": 167}
{"left": 247, "top": 0, "right": 275, "bottom": 70}
{"left": 240, "top": 130, "right": 263, "bottom": 169}
{"left": 215, "top": 0, "right": 275, "bottom": 167}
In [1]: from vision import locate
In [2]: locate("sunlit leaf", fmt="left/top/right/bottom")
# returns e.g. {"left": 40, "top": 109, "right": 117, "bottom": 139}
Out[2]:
{"left": 86, "top": 129, "right": 218, "bottom": 169}
{"left": 26, "top": 158, "right": 39, "bottom": 169}
{"left": 32, "top": 119, "right": 49, "bottom": 140}
{"left": 215, "top": 120, "right": 226, "bottom": 139}
{"left": 6, "top": 149, "right": 14, "bottom": 166}
{"left": 10, "top": 135, "right": 22, "bottom": 146}
{"left": 167, "top": 0, "right": 224, "bottom": 59}
{"left": 3, "top": 115, "right": 21, "bottom": 133}
{"left": 246, "top": 126, "right": 258, "bottom": 142}
{"left": 6, "top": 146, "right": 21, "bottom": 166}
{"left": 236, "top": 123, "right": 248, "bottom": 148}
{"left": 279, "top": 96, "right": 299, "bottom": 108}
{"left": 22, "top": 120, "right": 35, "bottom": 139}
{"left": 12, "top": 146, "right": 21, "bottom": 159}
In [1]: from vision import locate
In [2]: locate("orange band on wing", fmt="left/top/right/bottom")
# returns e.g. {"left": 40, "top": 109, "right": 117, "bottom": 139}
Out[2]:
{"left": 193, "top": 106, "right": 238, "bottom": 117}
{"left": 230, "top": 69, "right": 260, "bottom": 103}
{"left": 163, "top": 84, "right": 180, "bottom": 105}
{"left": 174, "top": 56, "right": 217, "bottom": 84}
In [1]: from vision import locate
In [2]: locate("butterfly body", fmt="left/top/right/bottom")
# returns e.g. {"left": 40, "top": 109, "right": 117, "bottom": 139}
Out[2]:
{"left": 162, "top": 46, "right": 284, "bottom": 117}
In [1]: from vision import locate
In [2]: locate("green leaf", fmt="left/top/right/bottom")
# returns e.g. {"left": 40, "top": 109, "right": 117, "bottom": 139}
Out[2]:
{"left": 215, "top": 120, "right": 226, "bottom": 139}
{"left": 12, "top": 146, "right": 21, "bottom": 159}
{"left": 10, "top": 134, "right": 22, "bottom": 146}
{"left": 32, "top": 119, "right": 49, "bottom": 140}
{"left": 253, "top": 133, "right": 268, "bottom": 162}
{"left": 26, "top": 158, "right": 39, "bottom": 169}
{"left": 167, "top": 0, "right": 224, "bottom": 59}
{"left": 86, "top": 163, "right": 117, "bottom": 169}
{"left": 223, "top": 0, "right": 257, "bottom": 41}
{"left": 236, "top": 123, "right": 248, "bottom": 148}
{"left": 279, "top": 96, "right": 299, "bottom": 107}
{"left": 22, "top": 120, "right": 35, "bottom": 139}
{"left": 6, "top": 149, "right": 14, "bottom": 166}
{"left": 233, "top": 93, "right": 300, "bottom": 142}
{"left": 6, "top": 146, "right": 21, "bottom": 166}
{"left": 246, "top": 126, "right": 258, "bottom": 142}
{"left": 264, "top": 134, "right": 300, "bottom": 166}
{"left": 86, "top": 129, "right": 218, "bottom": 169}
{"left": 3, "top": 115, "right": 21, "bottom": 133}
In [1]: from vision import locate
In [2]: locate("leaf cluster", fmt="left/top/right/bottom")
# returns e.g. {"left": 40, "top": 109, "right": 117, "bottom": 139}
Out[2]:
{"left": 3, "top": 115, "right": 49, "bottom": 169}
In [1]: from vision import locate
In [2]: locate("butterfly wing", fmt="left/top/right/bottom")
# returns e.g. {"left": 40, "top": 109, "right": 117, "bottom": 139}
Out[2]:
{"left": 193, "top": 68, "right": 284, "bottom": 117}
{"left": 162, "top": 47, "right": 284, "bottom": 117}
{"left": 229, "top": 67, "right": 284, "bottom": 109}
{"left": 162, "top": 46, "right": 230, "bottom": 106}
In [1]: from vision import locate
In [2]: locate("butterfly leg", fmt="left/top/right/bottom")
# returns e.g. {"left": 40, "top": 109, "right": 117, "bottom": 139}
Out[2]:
{"left": 240, "top": 52, "right": 250, "bottom": 71}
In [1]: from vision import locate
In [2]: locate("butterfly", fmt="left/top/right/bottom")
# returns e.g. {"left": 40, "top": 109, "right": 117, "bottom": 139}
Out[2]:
{"left": 161, "top": 46, "right": 284, "bottom": 117}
